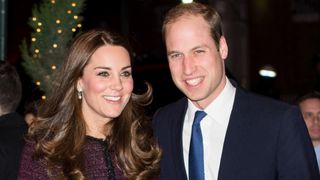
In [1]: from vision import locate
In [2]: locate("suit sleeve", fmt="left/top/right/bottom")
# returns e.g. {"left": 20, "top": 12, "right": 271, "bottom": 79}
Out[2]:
{"left": 277, "top": 106, "right": 320, "bottom": 179}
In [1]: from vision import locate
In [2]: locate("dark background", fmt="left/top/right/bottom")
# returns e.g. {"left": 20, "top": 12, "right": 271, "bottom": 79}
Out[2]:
{"left": 5, "top": 0, "right": 320, "bottom": 113}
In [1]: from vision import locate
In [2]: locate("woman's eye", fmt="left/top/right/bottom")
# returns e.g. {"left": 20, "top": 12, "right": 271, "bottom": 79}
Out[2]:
{"left": 97, "top": 71, "right": 109, "bottom": 77}
{"left": 121, "top": 71, "right": 132, "bottom": 77}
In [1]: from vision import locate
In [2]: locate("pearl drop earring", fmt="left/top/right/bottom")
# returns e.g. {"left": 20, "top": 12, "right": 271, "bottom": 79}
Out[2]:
{"left": 77, "top": 90, "right": 82, "bottom": 100}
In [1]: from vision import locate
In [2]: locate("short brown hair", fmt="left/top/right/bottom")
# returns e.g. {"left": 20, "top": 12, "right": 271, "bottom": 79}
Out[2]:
{"left": 162, "top": 2, "right": 223, "bottom": 47}
{"left": 297, "top": 91, "right": 320, "bottom": 105}
{"left": 0, "top": 61, "right": 22, "bottom": 114}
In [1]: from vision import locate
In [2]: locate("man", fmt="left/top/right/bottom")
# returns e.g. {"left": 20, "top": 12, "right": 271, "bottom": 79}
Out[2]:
{"left": 0, "top": 61, "right": 28, "bottom": 179}
{"left": 298, "top": 91, "right": 320, "bottom": 171}
{"left": 152, "top": 2, "right": 320, "bottom": 180}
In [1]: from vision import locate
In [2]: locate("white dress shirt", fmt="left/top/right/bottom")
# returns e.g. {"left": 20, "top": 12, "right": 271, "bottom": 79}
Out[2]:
{"left": 183, "top": 78, "right": 236, "bottom": 180}
{"left": 315, "top": 145, "right": 320, "bottom": 172}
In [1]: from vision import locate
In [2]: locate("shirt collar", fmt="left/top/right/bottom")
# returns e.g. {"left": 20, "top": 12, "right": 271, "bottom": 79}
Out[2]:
{"left": 187, "top": 78, "right": 236, "bottom": 124}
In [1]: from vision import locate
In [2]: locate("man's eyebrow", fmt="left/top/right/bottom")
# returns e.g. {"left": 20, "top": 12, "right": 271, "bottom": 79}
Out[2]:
{"left": 167, "top": 45, "right": 208, "bottom": 56}
{"left": 191, "top": 45, "right": 208, "bottom": 51}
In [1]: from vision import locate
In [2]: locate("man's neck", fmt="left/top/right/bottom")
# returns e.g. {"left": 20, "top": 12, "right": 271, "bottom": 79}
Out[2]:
{"left": 313, "top": 141, "right": 320, "bottom": 147}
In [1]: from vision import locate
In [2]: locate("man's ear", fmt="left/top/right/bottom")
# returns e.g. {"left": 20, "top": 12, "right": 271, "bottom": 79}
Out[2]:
{"left": 219, "top": 36, "right": 228, "bottom": 60}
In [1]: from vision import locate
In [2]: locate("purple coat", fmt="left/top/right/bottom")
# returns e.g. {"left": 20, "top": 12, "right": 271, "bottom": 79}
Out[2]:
{"left": 18, "top": 136, "right": 126, "bottom": 179}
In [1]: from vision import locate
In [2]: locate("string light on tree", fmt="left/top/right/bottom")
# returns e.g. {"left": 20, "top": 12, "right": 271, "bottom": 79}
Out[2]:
{"left": 182, "top": 0, "right": 193, "bottom": 3}
{"left": 20, "top": 0, "right": 85, "bottom": 97}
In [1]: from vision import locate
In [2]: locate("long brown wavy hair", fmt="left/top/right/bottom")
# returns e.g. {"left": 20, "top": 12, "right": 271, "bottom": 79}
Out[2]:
{"left": 28, "top": 28, "right": 161, "bottom": 179}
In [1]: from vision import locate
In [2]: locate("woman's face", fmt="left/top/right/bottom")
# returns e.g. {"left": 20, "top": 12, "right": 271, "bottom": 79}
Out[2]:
{"left": 77, "top": 45, "right": 133, "bottom": 128}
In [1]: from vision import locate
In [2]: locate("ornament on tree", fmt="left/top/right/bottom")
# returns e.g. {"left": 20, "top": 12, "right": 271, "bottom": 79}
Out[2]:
{"left": 20, "top": 0, "right": 85, "bottom": 96}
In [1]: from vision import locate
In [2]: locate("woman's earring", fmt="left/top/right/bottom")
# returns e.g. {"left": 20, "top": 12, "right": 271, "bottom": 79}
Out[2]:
{"left": 77, "top": 90, "right": 82, "bottom": 100}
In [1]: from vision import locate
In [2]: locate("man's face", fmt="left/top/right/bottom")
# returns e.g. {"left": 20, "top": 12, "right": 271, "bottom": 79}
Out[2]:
{"left": 164, "top": 15, "right": 228, "bottom": 109}
{"left": 299, "top": 98, "right": 320, "bottom": 145}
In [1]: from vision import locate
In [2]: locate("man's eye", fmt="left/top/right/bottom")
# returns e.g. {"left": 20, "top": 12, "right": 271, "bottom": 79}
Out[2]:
{"left": 121, "top": 71, "right": 132, "bottom": 77}
{"left": 97, "top": 71, "right": 109, "bottom": 77}
{"left": 194, "top": 49, "right": 205, "bottom": 54}
{"left": 169, "top": 53, "right": 181, "bottom": 59}
{"left": 303, "top": 112, "right": 313, "bottom": 119}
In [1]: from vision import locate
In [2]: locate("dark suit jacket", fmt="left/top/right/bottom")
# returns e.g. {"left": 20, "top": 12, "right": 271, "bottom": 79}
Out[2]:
{"left": 0, "top": 112, "right": 28, "bottom": 180}
{"left": 153, "top": 87, "right": 320, "bottom": 180}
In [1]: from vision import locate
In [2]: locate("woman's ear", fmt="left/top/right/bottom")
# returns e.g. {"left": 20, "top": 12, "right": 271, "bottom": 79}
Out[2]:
{"left": 76, "top": 79, "right": 83, "bottom": 92}
{"left": 219, "top": 36, "right": 228, "bottom": 60}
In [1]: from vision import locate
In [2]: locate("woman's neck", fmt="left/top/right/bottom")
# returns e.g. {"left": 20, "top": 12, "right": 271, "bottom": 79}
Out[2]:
{"left": 86, "top": 124, "right": 108, "bottom": 140}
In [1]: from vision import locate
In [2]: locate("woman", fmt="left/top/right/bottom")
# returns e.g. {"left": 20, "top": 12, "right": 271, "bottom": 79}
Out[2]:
{"left": 19, "top": 29, "right": 161, "bottom": 179}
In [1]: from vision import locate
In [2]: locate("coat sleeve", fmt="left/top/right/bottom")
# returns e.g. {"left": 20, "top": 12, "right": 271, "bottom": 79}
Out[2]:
{"left": 277, "top": 106, "right": 320, "bottom": 179}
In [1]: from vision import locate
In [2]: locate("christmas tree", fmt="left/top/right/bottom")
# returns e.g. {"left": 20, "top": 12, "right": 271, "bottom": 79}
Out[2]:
{"left": 20, "top": 0, "right": 85, "bottom": 96}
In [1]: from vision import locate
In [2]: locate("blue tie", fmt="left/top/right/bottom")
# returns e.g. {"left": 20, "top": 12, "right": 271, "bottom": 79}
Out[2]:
{"left": 189, "top": 110, "right": 207, "bottom": 180}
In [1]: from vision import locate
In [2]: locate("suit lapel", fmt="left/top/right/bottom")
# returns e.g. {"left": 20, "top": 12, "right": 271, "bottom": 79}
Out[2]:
{"left": 171, "top": 98, "right": 188, "bottom": 179}
{"left": 218, "top": 88, "right": 250, "bottom": 180}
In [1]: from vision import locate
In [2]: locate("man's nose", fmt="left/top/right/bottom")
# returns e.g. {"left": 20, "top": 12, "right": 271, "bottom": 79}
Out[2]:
{"left": 182, "top": 56, "right": 196, "bottom": 75}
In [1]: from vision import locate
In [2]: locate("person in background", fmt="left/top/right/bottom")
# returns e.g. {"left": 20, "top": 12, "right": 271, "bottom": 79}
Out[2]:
{"left": 298, "top": 91, "right": 320, "bottom": 171}
{"left": 18, "top": 28, "right": 161, "bottom": 179}
{"left": 0, "top": 61, "right": 28, "bottom": 179}
{"left": 152, "top": 2, "right": 320, "bottom": 180}
{"left": 23, "top": 100, "right": 40, "bottom": 126}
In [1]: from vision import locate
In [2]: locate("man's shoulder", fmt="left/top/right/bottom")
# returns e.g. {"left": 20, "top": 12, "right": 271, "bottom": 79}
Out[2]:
{"left": 237, "top": 88, "right": 296, "bottom": 108}
{"left": 0, "top": 112, "right": 27, "bottom": 127}
{"left": 0, "top": 113, "right": 28, "bottom": 143}
{"left": 235, "top": 88, "right": 300, "bottom": 118}
{"left": 155, "top": 97, "right": 187, "bottom": 115}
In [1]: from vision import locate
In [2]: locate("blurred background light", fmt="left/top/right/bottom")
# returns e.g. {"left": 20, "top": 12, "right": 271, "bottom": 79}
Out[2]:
{"left": 259, "top": 65, "right": 277, "bottom": 78}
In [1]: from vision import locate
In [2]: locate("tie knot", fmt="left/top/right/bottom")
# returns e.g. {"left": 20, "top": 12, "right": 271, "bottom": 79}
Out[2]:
{"left": 193, "top": 111, "right": 207, "bottom": 125}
